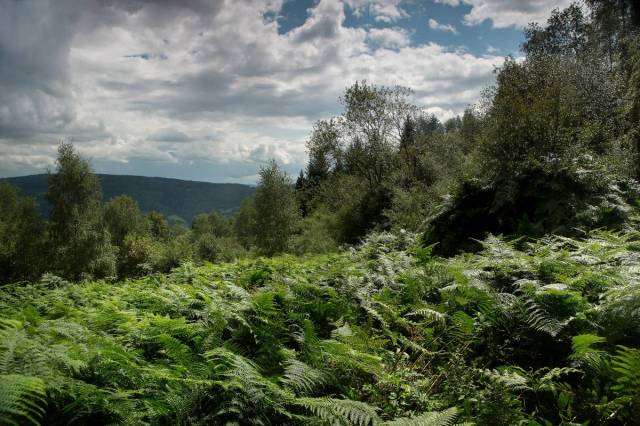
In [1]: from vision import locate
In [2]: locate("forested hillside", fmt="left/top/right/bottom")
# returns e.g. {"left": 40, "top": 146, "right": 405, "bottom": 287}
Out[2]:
{"left": 1, "top": 1, "right": 640, "bottom": 425}
{"left": 4, "top": 174, "right": 255, "bottom": 224}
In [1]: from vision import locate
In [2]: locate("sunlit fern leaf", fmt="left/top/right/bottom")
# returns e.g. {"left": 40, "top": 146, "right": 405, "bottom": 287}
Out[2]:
{"left": 570, "top": 334, "right": 607, "bottom": 373}
{"left": 384, "top": 407, "right": 459, "bottom": 426}
{"left": 280, "top": 358, "right": 327, "bottom": 395}
{"left": 520, "top": 296, "right": 564, "bottom": 337}
{"left": 484, "top": 368, "right": 529, "bottom": 390}
{"left": 530, "top": 366, "right": 581, "bottom": 394}
{"left": 396, "top": 335, "right": 438, "bottom": 356}
{"left": 611, "top": 346, "right": 640, "bottom": 406}
{"left": 39, "top": 273, "right": 69, "bottom": 289}
{"left": 406, "top": 308, "right": 447, "bottom": 327}
{"left": 318, "top": 339, "right": 383, "bottom": 376}
{"left": 0, "top": 320, "right": 23, "bottom": 374}
{"left": 296, "top": 397, "right": 381, "bottom": 426}
{"left": 0, "top": 374, "right": 46, "bottom": 426}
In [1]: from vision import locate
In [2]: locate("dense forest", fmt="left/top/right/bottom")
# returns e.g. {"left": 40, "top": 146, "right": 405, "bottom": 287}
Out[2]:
{"left": 1, "top": 1, "right": 640, "bottom": 424}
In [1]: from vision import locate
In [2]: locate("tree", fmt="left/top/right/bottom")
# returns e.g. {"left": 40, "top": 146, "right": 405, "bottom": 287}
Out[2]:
{"left": 191, "top": 210, "right": 231, "bottom": 238}
{"left": 0, "top": 182, "right": 48, "bottom": 283}
{"left": 233, "top": 197, "right": 257, "bottom": 249}
{"left": 480, "top": 54, "right": 622, "bottom": 178}
{"left": 340, "top": 81, "right": 415, "bottom": 188}
{"left": 104, "top": 195, "right": 143, "bottom": 247}
{"left": 46, "top": 143, "right": 115, "bottom": 280}
{"left": 522, "top": 4, "right": 587, "bottom": 57}
{"left": 146, "top": 211, "right": 170, "bottom": 240}
{"left": 253, "top": 160, "right": 300, "bottom": 256}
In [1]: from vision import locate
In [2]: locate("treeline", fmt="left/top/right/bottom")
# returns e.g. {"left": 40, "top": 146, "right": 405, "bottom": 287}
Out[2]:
{"left": 2, "top": 0, "right": 640, "bottom": 283}
{"left": 0, "top": 146, "right": 294, "bottom": 283}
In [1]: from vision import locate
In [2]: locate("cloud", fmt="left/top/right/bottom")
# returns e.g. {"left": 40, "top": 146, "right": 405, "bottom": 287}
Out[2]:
{"left": 147, "top": 129, "right": 194, "bottom": 143}
{"left": 367, "top": 27, "right": 410, "bottom": 49}
{"left": 1, "top": 0, "right": 508, "bottom": 183}
{"left": 344, "top": 0, "right": 408, "bottom": 22}
{"left": 464, "top": 0, "right": 573, "bottom": 28}
{"left": 428, "top": 18, "right": 458, "bottom": 34}
{"left": 434, "top": 0, "right": 461, "bottom": 6}
{"left": 435, "top": 0, "right": 573, "bottom": 28}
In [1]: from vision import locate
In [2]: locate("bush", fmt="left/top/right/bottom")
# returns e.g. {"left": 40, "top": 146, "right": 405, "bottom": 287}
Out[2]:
{"left": 195, "top": 234, "right": 247, "bottom": 263}
{"left": 119, "top": 233, "right": 162, "bottom": 277}
{"left": 423, "top": 157, "right": 639, "bottom": 256}
{"left": 290, "top": 210, "right": 338, "bottom": 255}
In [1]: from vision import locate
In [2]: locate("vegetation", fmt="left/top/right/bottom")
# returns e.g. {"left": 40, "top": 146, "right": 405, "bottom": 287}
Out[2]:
{"left": 2, "top": 231, "right": 640, "bottom": 424}
{"left": 1, "top": 1, "right": 640, "bottom": 424}
{"left": 4, "top": 174, "right": 255, "bottom": 224}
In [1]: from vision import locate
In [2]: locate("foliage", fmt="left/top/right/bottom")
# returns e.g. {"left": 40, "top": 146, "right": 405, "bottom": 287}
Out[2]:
{"left": 46, "top": 143, "right": 116, "bottom": 280}
{"left": 252, "top": 160, "right": 300, "bottom": 256}
{"left": 423, "top": 157, "right": 640, "bottom": 255}
{"left": 0, "top": 183, "right": 48, "bottom": 283}
{"left": 0, "top": 229, "right": 638, "bottom": 424}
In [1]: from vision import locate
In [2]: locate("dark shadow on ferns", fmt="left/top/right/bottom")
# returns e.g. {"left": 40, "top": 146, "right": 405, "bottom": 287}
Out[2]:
{"left": 422, "top": 166, "right": 638, "bottom": 257}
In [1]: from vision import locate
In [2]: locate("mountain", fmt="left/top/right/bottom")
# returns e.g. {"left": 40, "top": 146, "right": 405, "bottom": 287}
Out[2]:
{"left": 3, "top": 174, "right": 255, "bottom": 224}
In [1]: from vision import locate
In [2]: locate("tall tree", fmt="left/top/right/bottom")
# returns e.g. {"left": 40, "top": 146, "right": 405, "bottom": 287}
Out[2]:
{"left": 46, "top": 143, "right": 115, "bottom": 280}
{"left": 253, "top": 160, "right": 299, "bottom": 256}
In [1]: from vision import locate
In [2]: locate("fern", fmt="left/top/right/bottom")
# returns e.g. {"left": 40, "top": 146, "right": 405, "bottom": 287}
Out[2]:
{"left": 570, "top": 334, "right": 607, "bottom": 373}
{"left": 384, "top": 407, "right": 459, "bottom": 426}
{"left": 406, "top": 308, "right": 447, "bottom": 327}
{"left": 611, "top": 346, "right": 640, "bottom": 410}
{"left": 0, "top": 374, "right": 46, "bottom": 426}
{"left": 280, "top": 358, "right": 327, "bottom": 395}
{"left": 520, "top": 295, "right": 564, "bottom": 337}
{"left": 296, "top": 397, "right": 381, "bottom": 426}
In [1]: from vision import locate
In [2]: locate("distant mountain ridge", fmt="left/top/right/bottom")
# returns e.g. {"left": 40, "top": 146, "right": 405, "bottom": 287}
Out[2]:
{"left": 3, "top": 174, "right": 255, "bottom": 224}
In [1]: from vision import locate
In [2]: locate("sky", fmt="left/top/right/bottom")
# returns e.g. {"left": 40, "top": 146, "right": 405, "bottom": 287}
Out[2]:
{"left": 0, "top": 0, "right": 571, "bottom": 184}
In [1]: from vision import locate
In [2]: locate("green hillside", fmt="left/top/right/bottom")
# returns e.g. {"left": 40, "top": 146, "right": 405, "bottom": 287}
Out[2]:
{"left": 4, "top": 174, "right": 255, "bottom": 223}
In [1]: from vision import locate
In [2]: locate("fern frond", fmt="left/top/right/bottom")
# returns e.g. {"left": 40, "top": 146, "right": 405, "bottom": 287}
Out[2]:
{"left": 611, "top": 346, "right": 640, "bottom": 401}
{"left": 520, "top": 296, "right": 563, "bottom": 337}
{"left": 280, "top": 358, "right": 327, "bottom": 395}
{"left": 384, "top": 407, "right": 459, "bottom": 426}
{"left": 406, "top": 308, "right": 447, "bottom": 327}
{"left": 449, "top": 311, "right": 474, "bottom": 344}
{"left": 0, "top": 374, "right": 46, "bottom": 426}
{"left": 296, "top": 397, "right": 381, "bottom": 426}
{"left": 484, "top": 368, "right": 529, "bottom": 390}
{"left": 570, "top": 334, "right": 607, "bottom": 373}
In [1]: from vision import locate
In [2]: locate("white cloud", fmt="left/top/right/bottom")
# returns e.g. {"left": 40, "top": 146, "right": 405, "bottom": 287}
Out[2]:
{"left": 428, "top": 18, "right": 458, "bottom": 34}
{"left": 344, "top": 0, "right": 408, "bottom": 22}
{"left": 434, "top": 0, "right": 461, "bottom": 6}
{"left": 367, "top": 27, "right": 410, "bottom": 48}
{"left": 435, "top": 0, "right": 572, "bottom": 28}
{"left": 1, "top": 0, "right": 507, "bottom": 182}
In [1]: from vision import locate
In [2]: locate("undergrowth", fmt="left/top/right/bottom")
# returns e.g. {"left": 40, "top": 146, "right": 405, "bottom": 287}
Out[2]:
{"left": 1, "top": 229, "right": 639, "bottom": 425}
